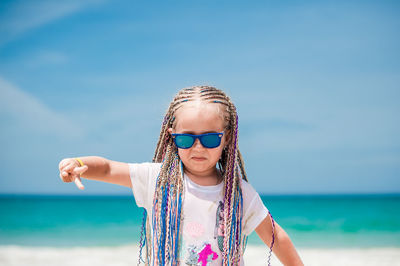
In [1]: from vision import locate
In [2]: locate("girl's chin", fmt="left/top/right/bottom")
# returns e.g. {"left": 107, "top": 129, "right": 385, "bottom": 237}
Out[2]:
{"left": 186, "top": 162, "right": 211, "bottom": 172}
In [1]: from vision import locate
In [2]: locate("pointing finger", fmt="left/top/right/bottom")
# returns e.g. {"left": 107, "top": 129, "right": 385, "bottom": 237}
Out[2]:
{"left": 74, "top": 176, "right": 85, "bottom": 190}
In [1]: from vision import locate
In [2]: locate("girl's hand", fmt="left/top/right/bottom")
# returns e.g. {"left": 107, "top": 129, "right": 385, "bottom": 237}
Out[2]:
{"left": 58, "top": 158, "right": 88, "bottom": 190}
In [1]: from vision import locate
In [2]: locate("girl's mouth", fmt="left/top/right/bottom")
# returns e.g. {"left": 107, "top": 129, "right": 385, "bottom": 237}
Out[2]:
{"left": 192, "top": 157, "right": 206, "bottom": 161}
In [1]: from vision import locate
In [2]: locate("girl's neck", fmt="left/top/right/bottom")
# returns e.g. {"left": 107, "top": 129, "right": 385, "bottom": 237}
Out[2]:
{"left": 183, "top": 167, "right": 223, "bottom": 186}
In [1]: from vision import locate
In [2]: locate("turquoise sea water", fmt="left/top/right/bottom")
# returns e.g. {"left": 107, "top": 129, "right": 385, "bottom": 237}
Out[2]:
{"left": 0, "top": 194, "right": 399, "bottom": 248}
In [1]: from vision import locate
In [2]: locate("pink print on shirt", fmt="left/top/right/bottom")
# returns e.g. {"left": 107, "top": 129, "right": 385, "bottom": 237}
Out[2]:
{"left": 198, "top": 243, "right": 218, "bottom": 265}
{"left": 185, "top": 243, "right": 218, "bottom": 265}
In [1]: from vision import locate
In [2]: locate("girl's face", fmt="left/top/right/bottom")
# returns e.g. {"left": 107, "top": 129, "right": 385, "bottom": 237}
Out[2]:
{"left": 168, "top": 104, "right": 228, "bottom": 180}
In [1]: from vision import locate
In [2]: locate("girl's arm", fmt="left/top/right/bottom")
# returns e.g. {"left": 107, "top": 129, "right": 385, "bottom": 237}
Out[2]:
{"left": 58, "top": 156, "right": 131, "bottom": 190}
{"left": 255, "top": 215, "right": 304, "bottom": 266}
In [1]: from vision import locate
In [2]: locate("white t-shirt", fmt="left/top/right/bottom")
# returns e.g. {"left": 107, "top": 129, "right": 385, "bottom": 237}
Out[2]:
{"left": 129, "top": 162, "right": 269, "bottom": 265}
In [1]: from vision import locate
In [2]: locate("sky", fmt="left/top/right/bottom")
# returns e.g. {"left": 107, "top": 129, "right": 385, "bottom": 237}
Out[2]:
{"left": 0, "top": 0, "right": 399, "bottom": 195}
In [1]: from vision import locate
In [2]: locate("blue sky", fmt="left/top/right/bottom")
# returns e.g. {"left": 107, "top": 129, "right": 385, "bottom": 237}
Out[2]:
{"left": 0, "top": 0, "right": 399, "bottom": 195}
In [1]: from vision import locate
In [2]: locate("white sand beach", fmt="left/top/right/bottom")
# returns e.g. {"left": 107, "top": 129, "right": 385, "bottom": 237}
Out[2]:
{"left": 0, "top": 244, "right": 399, "bottom": 266}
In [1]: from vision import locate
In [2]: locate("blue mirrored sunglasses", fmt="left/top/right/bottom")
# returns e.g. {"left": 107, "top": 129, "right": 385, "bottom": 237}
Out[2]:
{"left": 171, "top": 132, "right": 224, "bottom": 149}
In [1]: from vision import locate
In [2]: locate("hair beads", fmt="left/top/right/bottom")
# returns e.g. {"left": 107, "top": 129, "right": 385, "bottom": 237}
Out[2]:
{"left": 138, "top": 86, "right": 249, "bottom": 265}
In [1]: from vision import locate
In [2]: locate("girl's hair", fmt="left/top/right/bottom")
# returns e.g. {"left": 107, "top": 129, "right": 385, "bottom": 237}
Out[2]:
{"left": 139, "top": 86, "right": 248, "bottom": 265}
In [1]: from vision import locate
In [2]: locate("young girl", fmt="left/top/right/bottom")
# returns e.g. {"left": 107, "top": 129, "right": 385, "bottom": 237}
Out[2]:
{"left": 58, "top": 86, "right": 303, "bottom": 266}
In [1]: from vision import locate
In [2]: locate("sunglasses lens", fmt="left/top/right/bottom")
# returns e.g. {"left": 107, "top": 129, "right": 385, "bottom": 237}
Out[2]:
{"left": 174, "top": 135, "right": 195, "bottom": 149}
{"left": 200, "top": 134, "right": 221, "bottom": 148}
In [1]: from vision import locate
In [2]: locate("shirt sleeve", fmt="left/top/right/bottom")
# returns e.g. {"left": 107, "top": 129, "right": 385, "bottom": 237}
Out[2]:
{"left": 128, "top": 162, "right": 161, "bottom": 208}
{"left": 241, "top": 180, "right": 269, "bottom": 236}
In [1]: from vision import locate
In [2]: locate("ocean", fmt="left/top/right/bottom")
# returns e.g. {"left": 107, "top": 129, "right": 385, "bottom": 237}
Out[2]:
{"left": 1, "top": 194, "right": 399, "bottom": 248}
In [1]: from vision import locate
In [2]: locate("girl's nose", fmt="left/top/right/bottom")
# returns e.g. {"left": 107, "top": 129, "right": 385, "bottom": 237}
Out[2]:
{"left": 192, "top": 138, "right": 204, "bottom": 149}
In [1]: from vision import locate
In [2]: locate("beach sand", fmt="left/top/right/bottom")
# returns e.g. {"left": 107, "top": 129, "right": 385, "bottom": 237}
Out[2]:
{"left": 0, "top": 244, "right": 399, "bottom": 266}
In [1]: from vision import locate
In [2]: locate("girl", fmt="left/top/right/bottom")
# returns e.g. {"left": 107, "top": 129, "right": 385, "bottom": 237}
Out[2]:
{"left": 58, "top": 86, "right": 303, "bottom": 266}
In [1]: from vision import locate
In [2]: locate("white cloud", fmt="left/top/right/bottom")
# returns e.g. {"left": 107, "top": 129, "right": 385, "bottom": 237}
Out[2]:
{"left": 0, "top": 76, "right": 85, "bottom": 138}
{"left": 0, "top": 0, "right": 106, "bottom": 45}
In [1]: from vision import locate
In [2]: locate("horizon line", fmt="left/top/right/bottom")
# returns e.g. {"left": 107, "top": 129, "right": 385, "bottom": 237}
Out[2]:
{"left": 0, "top": 192, "right": 399, "bottom": 198}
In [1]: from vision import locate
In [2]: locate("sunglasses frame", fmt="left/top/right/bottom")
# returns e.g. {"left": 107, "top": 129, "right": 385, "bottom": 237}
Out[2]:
{"left": 171, "top": 131, "right": 224, "bottom": 149}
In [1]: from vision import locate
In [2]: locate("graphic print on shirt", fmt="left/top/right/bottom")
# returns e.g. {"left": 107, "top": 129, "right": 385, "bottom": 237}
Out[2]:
{"left": 214, "top": 201, "right": 224, "bottom": 252}
{"left": 185, "top": 243, "right": 218, "bottom": 266}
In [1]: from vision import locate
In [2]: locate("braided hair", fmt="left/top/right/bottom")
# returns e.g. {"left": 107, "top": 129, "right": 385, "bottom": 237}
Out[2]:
{"left": 139, "top": 86, "right": 248, "bottom": 265}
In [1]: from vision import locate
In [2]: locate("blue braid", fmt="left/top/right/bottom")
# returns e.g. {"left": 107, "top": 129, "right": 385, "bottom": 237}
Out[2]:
{"left": 137, "top": 208, "right": 147, "bottom": 265}
{"left": 159, "top": 185, "right": 168, "bottom": 264}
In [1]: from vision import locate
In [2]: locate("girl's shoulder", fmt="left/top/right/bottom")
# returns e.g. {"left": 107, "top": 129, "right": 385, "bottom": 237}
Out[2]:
{"left": 240, "top": 178, "right": 259, "bottom": 196}
{"left": 240, "top": 178, "right": 266, "bottom": 211}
